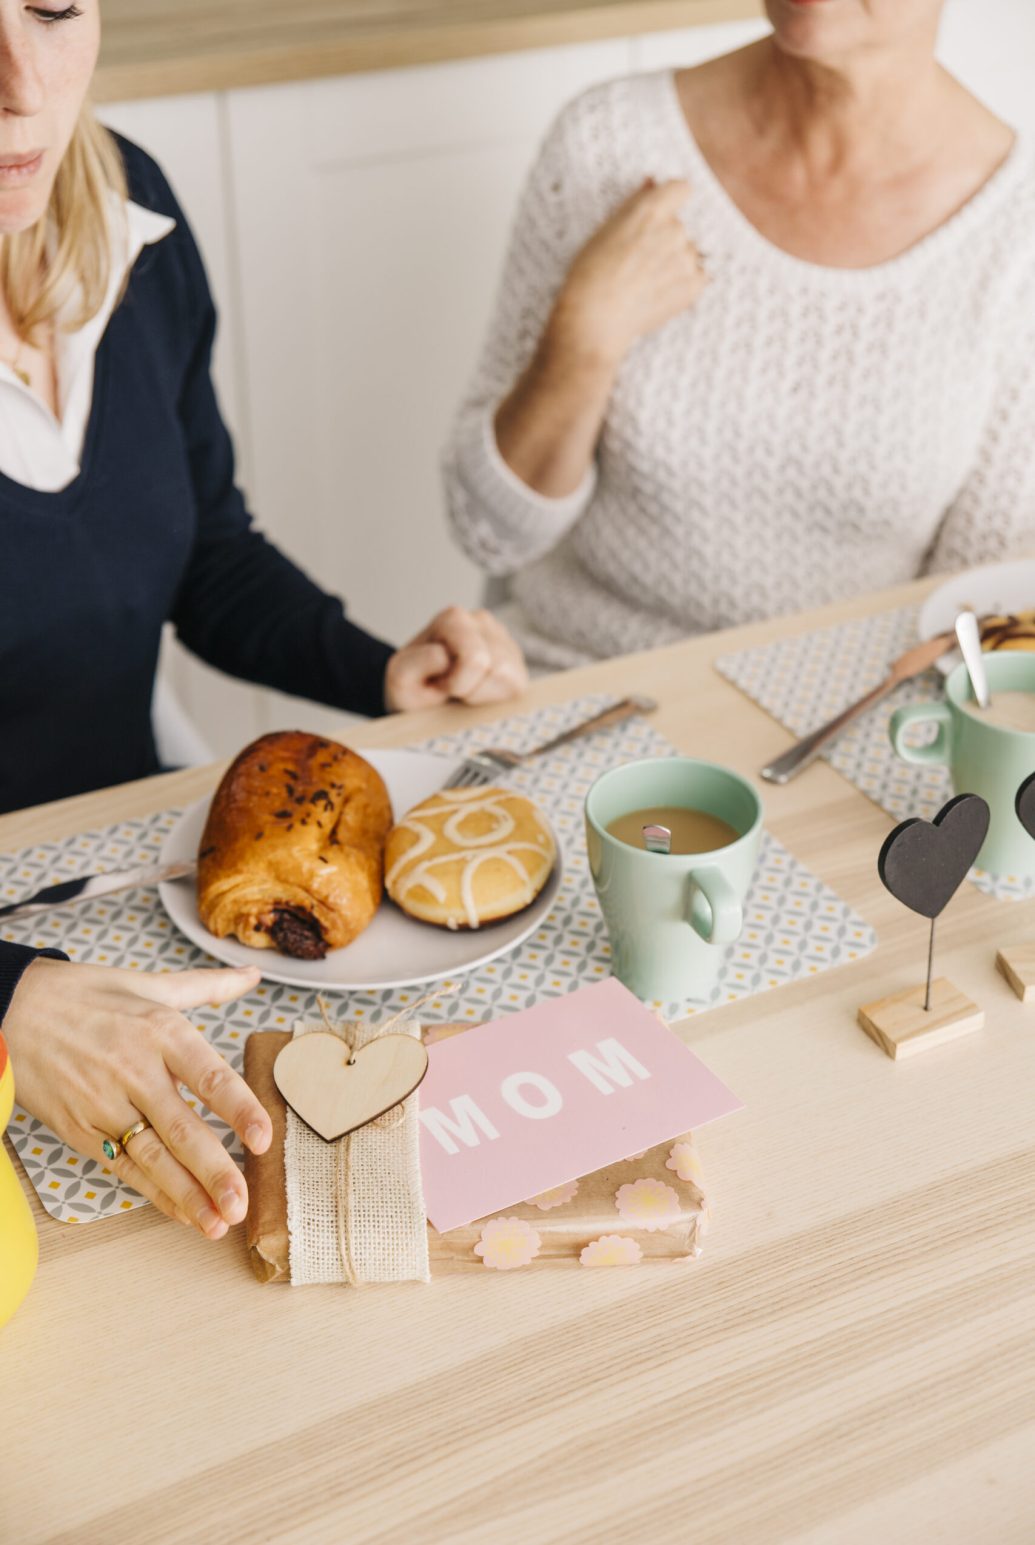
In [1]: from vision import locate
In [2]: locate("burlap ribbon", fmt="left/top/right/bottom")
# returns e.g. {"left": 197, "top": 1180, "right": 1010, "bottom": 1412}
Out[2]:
{"left": 284, "top": 1001, "right": 431, "bottom": 1286}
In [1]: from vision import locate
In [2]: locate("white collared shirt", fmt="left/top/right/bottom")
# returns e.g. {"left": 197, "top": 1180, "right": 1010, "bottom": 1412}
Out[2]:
{"left": 0, "top": 197, "right": 175, "bottom": 492}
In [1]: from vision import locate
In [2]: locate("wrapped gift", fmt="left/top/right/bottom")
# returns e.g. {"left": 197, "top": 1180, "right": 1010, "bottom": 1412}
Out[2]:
{"left": 243, "top": 1023, "right": 710, "bottom": 1284}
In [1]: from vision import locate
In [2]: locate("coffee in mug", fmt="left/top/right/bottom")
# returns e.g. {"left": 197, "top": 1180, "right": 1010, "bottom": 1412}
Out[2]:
{"left": 585, "top": 757, "right": 763, "bottom": 1002}
{"left": 961, "top": 690, "right": 1035, "bottom": 734}
{"left": 606, "top": 805, "right": 739, "bottom": 855}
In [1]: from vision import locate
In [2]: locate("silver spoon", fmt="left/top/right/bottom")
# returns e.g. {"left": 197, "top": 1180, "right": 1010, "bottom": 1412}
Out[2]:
{"left": 643, "top": 824, "right": 672, "bottom": 854}
{"left": 955, "top": 610, "right": 991, "bottom": 709}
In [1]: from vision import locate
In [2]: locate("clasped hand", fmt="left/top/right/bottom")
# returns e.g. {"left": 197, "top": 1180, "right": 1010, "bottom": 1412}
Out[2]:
{"left": 385, "top": 604, "right": 528, "bottom": 711}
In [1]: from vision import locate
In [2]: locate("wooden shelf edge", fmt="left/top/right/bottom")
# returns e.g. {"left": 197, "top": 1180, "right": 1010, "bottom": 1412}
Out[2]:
{"left": 94, "top": 0, "right": 764, "bottom": 103}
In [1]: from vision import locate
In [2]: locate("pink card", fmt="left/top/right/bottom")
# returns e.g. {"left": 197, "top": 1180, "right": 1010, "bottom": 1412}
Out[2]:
{"left": 419, "top": 977, "right": 743, "bottom": 1232}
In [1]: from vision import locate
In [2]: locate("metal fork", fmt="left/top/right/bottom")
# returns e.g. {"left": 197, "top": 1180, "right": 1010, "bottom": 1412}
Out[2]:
{"left": 443, "top": 696, "right": 658, "bottom": 789}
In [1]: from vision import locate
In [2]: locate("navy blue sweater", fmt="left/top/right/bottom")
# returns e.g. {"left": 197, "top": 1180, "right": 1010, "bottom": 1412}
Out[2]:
{"left": 0, "top": 136, "right": 397, "bottom": 1020}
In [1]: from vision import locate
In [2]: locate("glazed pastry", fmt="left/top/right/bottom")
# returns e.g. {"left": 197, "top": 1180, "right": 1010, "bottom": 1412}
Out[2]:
{"left": 980, "top": 610, "right": 1035, "bottom": 652}
{"left": 197, "top": 731, "right": 393, "bottom": 960}
{"left": 385, "top": 786, "right": 556, "bottom": 930}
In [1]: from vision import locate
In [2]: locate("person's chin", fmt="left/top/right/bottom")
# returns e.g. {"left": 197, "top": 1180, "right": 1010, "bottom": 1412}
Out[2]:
{"left": 0, "top": 156, "right": 53, "bottom": 234}
{"left": 767, "top": 0, "right": 855, "bottom": 56}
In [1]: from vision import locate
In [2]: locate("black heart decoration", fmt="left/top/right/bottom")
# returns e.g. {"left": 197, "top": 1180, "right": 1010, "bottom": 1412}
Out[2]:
{"left": 1015, "top": 772, "right": 1035, "bottom": 841}
{"left": 878, "top": 793, "right": 990, "bottom": 920}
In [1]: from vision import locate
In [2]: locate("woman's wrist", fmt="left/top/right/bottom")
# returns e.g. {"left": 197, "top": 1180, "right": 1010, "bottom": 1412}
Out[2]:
{"left": 0, "top": 945, "right": 68, "bottom": 1035}
{"left": 543, "top": 290, "right": 628, "bottom": 379}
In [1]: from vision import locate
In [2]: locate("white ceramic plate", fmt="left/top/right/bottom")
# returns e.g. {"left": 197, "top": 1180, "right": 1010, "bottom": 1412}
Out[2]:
{"left": 158, "top": 748, "right": 563, "bottom": 991}
{"left": 918, "top": 559, "right": 1035, "bottom": 673}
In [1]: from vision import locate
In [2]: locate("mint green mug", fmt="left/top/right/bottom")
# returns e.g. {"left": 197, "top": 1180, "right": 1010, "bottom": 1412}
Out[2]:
{"left": 889, "top": 653, "right": 1035, "bottom": 879}
{"left": 585, "top": 757, "right": 763, "bottom": 1002}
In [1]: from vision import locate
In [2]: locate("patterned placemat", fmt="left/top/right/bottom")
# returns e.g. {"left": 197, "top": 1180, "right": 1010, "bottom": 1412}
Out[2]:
{"left": 2, "top": 696, "right": 875, "bottom": 1224}
{"left": 715, "top": 606, "right": 1034, "bottom": 903}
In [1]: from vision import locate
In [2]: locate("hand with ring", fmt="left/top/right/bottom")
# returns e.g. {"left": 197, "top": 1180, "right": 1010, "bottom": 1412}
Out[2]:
{"left": 3, "top": 958, "right": 271, "bottom": 1239}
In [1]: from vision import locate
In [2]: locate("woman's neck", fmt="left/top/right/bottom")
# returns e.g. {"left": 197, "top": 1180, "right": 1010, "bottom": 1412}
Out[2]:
{"left": 742, "top": 35, "right": 954, "bottom": 182}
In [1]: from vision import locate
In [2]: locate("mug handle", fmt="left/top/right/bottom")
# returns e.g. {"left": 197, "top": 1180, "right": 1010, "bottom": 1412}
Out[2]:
{"left": 888, "top": 702, "right": 954, "bottom": 766}
{"left": 686, "top": 867, "right": 743, "bottom": 947}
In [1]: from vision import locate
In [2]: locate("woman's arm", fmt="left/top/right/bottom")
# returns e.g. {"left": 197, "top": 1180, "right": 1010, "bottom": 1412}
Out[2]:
{"left": 165, "top": 216, "right": 395, "bottom": 718}
{"left": 444, "top": 97, "right": 706, "bottom": 577}
{"left": 158, "top": 170, "right": 525, "bottom": 715}
{"left": 923, "top": 287, "right": 1035, "bottom": 575}
{"left": 495, "top": 180, "right": 707, "bottom": 498}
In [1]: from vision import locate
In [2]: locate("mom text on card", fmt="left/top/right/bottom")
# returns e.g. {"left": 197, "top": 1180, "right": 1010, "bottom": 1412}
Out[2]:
{"left": 416, "top": 981, "right": 743, "bottom": 1232}
{"left": 420, "top": 1038, "right": 650, "bottom": 1154}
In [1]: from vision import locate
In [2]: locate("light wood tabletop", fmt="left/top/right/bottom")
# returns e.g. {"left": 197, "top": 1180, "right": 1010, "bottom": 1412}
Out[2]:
{"left": 94, "top": 0, "right": 763, "bottom": 102}
{"left": 3, "top": 574, "right": 1034, "bottom": 1545}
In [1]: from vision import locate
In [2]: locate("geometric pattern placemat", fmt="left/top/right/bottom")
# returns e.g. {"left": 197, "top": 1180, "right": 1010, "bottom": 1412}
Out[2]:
{"left": 1, "top": 694, "right": 875, "bottom": 1224}
{"left": 716, "top": 606, "right": 1035, "bottom": 904}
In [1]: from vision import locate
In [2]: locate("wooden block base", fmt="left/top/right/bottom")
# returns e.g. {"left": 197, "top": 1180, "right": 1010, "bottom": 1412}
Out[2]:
{"left": 996, "top": 945, "right": 1035, "bottom": 1003}
{"left": 857, "top": 977, "right": 984, "bottom": 1061}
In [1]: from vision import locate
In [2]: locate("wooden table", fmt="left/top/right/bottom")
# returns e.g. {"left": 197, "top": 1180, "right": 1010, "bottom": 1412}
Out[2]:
{"left": 4, "top": 575, "right": 1034, "bottom": 1544}
{"left": 95, "top": 0, "right": 762, "bottom": 101}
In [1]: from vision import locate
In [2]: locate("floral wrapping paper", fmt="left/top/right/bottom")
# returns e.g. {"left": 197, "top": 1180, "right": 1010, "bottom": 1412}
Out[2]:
{"left": 243, "top": 1026, "right": 709, "bottom": 1281}
{"left": 433, "top": 1136, "right": 708, "bottom": 1271}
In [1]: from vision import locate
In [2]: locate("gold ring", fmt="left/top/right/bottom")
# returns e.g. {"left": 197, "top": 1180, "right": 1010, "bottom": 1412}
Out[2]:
{"left": 101, "top": 1120, "right": 151, "bottom": 1163}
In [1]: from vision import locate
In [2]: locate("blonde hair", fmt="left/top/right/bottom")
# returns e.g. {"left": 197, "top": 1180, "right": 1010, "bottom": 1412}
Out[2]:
{"left": 1, "top": 108, "right": 127, "bottom": 347}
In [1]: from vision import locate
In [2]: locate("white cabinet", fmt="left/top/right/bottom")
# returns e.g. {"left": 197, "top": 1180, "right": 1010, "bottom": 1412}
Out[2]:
{"left": 103, "top": 42, "right": 635, "bottom": 753}
{"left": 225, "top": 41, "right": 629, "bottom": 719}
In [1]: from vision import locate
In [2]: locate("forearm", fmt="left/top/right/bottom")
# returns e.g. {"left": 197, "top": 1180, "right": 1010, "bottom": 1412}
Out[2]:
{"left": 174, "top": 544, "right": 394, "bottom": 721}
{"left": 494, "top": 308, "right": 618, "bottom": 499}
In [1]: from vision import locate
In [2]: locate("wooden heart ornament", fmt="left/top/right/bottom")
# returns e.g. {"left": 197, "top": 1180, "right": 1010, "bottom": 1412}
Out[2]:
{"left": 878, "top": 793, "right": 990, "bottom": 920}
{"left": 1015, "top": 771, "right": 1035, "bottom": 839}
{"left": 273, "top": 1033, "right": 429, "bottom": 1142}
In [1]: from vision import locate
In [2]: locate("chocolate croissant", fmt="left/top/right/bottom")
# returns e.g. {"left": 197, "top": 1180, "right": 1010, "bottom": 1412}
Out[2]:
{"left": 197, "top": 731, "right": 393, "bottom": 959}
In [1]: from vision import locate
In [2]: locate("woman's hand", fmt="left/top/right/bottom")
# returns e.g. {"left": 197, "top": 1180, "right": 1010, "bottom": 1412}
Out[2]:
{"left": 3, "top": 958, "right": 271, "bottom": 1239}
{"left": 385, "top": 605, "right": 529, "bottom": 711}
{"left": 492, "top": 180, "right": 707, "bottom": 501}
{"left": 549, "top": 179, "right": 708, "bottom": 368}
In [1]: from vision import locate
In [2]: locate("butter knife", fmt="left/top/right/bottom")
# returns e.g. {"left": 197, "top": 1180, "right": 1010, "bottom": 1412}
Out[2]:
{"left": 760, "top": 630, "right": 955, "bottom": 785}
{"left": 0, "top": 860, "right": 197, "bottom": 923}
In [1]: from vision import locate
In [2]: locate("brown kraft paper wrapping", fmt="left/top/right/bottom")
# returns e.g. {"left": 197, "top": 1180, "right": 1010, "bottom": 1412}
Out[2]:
{"left": 243, "top": 1025, "right": 710, "bottom": 1282}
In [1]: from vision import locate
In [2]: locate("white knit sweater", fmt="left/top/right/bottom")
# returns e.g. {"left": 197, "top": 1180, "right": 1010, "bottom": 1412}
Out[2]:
{"left": 443, "top": 70, "right": 1035, "bottom": 669}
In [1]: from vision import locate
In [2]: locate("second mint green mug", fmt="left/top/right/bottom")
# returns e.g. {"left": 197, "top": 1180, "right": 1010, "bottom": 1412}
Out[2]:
{"left": 889, "top": 652, "right": 1035, "bottom": 879}
{"left": 585, "top": 757, "right": 763, "bottom": 1002}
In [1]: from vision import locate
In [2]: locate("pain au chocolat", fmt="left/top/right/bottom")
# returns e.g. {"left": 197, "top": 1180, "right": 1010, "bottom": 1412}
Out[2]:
{"left": 197, "top": 732, "right": 393, "bottom": 960}
{"left": 385, "top": 786, "right": 556, "bottom": 930}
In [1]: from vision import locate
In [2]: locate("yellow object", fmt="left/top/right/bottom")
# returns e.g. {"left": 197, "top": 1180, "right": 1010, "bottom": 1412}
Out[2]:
{"left": 0, "top": 1032, "right": 38, "bottom": 1328}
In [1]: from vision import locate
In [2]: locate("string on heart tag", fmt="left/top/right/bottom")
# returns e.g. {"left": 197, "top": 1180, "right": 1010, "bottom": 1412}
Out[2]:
{"left": 312, "top": 987, "right": 455, "bottom": 1287}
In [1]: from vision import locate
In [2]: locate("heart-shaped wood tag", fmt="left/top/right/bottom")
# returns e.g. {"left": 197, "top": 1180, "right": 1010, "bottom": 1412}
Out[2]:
{"left": 273, "top": 1032, "right": 429, "bottom": 1142}
{"left": 878, "top": 793, "right": 990, "bottom": 920}
{"left": 1016, "top": 771, "right": 1035, "bottom": 840}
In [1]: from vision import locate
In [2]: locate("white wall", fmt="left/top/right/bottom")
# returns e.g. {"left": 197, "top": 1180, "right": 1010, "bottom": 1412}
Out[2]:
{"left": 101, "top": 0, "right": 1035, "bottom": 758}
{"left": 939, "top": 0, "right": 1035, "bottom": 137}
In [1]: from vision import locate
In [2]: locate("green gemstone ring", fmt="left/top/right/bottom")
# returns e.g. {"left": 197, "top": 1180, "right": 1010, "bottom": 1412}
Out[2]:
{"left": 101, "top": 1120, "right": 150, "bottom": 1164}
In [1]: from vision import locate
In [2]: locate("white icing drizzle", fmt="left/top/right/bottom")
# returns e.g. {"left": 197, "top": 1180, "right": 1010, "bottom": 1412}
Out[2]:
{"left": 443, "top": 804, "right": 515, "bottom": 849}
{"left": 388, "top": 788, "right": 554, "bottom": 928}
